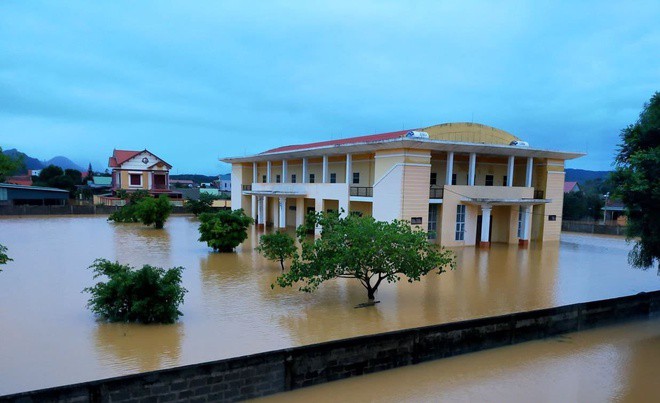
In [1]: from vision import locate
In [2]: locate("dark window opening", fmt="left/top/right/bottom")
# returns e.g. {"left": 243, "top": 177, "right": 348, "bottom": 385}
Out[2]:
{"left": 485, "top": 175, "right": 494, "bottom": 186}
{"left": 430, "top": 172, "right": 437, "bottom": 186}
{"left": 353, "top": 172, "right": 360, "bottom": 184}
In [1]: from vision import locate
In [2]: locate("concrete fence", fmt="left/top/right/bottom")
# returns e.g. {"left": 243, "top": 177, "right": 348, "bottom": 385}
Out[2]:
{"left": 562, "top": 220, "right": 627, "bottom": 236}
{"left": 0, "top": 205, "right": 190, "bottom": 216}
{"left": 2, "top": 291, "right": 659, "bottom": 403}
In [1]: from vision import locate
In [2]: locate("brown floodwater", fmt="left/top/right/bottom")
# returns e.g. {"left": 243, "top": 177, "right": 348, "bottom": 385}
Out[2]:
{"left": 0, "top": 216, "right": 658, "bottom": 395}
{"left": 257, "top": 318, "right": 660, "bottom": 403}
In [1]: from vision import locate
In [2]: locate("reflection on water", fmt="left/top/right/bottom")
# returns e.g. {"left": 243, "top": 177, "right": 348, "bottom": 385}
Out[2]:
{"left": 0, "top": 216, "right": 658, "bottom": 395}
{"left": 257, "top": 318, "right": 660, "bottom": 403}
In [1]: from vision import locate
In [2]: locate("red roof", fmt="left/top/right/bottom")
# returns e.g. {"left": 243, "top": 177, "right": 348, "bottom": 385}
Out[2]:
{"left": 108, "top": 149, "right": 172, "bottom": 169}
{"left": 563, "top": 181, "right": 579, "bottom": 192}
{"left": 262, "top": 129, "right": 417, "bottom": 154}
{"left": 108, "top": 150, "right": 141, "bottom": 168}
{"left": 6, "top": 175, "right": 32, "bottom": 186}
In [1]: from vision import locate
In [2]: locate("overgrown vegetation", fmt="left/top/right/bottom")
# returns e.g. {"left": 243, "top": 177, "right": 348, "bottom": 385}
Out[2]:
{"left": 84, "top": 259, "right": 187, "bottom": 324}
{"left": 257, "top": 231, "right": 296, "bottom": 270}
{"left": 0, "top": 244, "right": 12, "bottom": 271}
{"left": 109, "top": 191, "right": 171, "bottom": 228}
{"left": 274, "top": 212, "right": 455, "bottom": 301}
{"left": 0, "top": 147, "right": 23, "bottom": 182}
{"left": 198, "top": 209, "right": 254, "bottom": 252}
{"left": 612, "top": 91, "right": 660, "bottom": 271}
{"left": 185, "top": 192, "right": 220, "bottom": 216}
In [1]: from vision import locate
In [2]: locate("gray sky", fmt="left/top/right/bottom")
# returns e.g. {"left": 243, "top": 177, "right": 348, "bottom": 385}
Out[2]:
{"left": 1, "top": 1, "right": 658, "bottom": 174}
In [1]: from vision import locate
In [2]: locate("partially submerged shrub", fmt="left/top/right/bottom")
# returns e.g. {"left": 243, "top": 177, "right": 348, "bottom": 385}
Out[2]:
{"left": 135, "top": 195, "right": 172, "bottom": 229}
{"left": 198, "top": 209, "right": 254, "bottom": 252}
{"left": 257, "top": 231, "right": 296, "bottom": 270}
{"left": 0, "top": 243, "right": 12, "bottom": 271}
{"left": 84, "top": 259, "right": 187, "bottom": 324}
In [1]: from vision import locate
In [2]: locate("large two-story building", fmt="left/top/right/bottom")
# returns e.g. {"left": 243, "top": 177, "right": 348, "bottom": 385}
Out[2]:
{"left": 221, "top": 123, "right": 583, "bottom": 247}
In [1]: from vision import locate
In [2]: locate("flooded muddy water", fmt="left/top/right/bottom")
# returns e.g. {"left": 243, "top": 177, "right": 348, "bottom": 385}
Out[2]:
{"left": 0, "top": 216, "right": 658, "bottom": 394}
{"left": 257, "top": 318, "right": 660, "bottom": 403}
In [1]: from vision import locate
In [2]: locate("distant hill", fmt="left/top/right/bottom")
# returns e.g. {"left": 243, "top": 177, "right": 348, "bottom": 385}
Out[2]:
{"left": 565, "top": 168, "right": 611, "bottom": 183}
{"left": 2, "top": 148, "right": 43, "bottom": 171}
{"left": 44, "top": 156, "right": 83, "bottom": 171}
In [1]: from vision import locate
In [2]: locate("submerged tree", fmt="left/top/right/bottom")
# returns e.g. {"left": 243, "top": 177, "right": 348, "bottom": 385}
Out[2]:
{"left": 274, "top": 212, "right": 455, "bottom": 301}
{"left": 0, "top": 148, "right": 23, "bottom": 182}
{"left": 135, "top": 195, "right": 172, "bottom": 229}
{"left": 0, "top": 244, "right": 12, "bottom": 271}
{"left": 185, "top": 192, "right": 220, "bottom": 216}
{"left": 198, "top": 209, "right": 254, "bottom": 252}
{"left": 257, "top": 231, "right": 296, "bottom": 271}
{"left": 84, "top": 259, "right": 187, "bottom": 324}
{"left": 612, "top": 92, "right": 660, "bottom": 271}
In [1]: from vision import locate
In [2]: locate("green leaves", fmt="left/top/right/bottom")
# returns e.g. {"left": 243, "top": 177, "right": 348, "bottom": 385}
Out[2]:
{"left": 613, "top": 92, "right": 660, "bottom": 271}
{"left": 256, "top": 231, "right": 296, "bottom": 270}
{"left": 83, "top": 259, "right": 187, "bottom": 324}
{"left": 275, "top": 212, "right": 455, "bottom": 300}
{"left": 0, "top": 243, "right": 12, "bottom": 271}
{"left": 109, "top": 194, "right": 172, "bottom": 228}
{"left": 198, "top": 209, "right": 254, "bottom": 252}
{"left": 185, "top": 192, "right": 220, "bottom": 216}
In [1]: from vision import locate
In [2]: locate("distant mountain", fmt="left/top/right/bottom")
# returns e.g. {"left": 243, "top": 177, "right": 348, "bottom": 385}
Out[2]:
{"left": 44, "top": 156, "right": 83, "bottom": 171}
{"left": 170, "top": 174, "right": 218, "bottom": 183}
{"left": 2, "top": 148, "right": 43, "bottom": 171}
{"left": 565, "top": 169, "right": 611, "bottom": 183}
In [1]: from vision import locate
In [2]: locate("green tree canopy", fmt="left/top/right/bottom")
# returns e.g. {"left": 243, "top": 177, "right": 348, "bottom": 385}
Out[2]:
{"left": 0, "top": 244, "right": 12, "bottom": 271}
{"left": 84, "top": 259, "right": 187, "bottom": 324}
{"left": 0, "top": 148, "right": 23, "bottom": 182}
{"left": 274, "top": 212, "right": 455, "bottom": 301}
{"left": 185, "top": 192, "right": 219, "bottom": 216}
{"left": 257, "top": 231, "right": 297, "bottom": 271}
{"left": 198, "top": 209, "right": 254, "bottom": 252}
{"left": 612, "top": 91, "right": 660, "bottom": 270}
{"left": 135, "top": 195, "right": 172, "bottom": 229}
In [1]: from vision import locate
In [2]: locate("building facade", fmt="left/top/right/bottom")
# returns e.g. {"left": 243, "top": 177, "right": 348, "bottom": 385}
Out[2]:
{"left": 222, "top": 123, "right": 583, "bottom": 247}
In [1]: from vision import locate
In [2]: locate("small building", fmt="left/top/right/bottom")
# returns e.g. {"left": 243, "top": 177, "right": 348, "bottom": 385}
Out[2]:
{"left": 6, "top": 175, "right": 33, "bottom": 186}
{"left": 99, "top": 149, "right": 183, "bottom": 206}
{"left": 89, "top": 176, "right": 112, "bottom": 189}
{"left": 563, "top": 181, "right": 580, "bottom": 193}
{"left": 28, "top": 169, "right": 42, "bottom": 177}
{"left": 0, "top": 183, "right": 68, "bottom": 206}
{"left": 218, "top": 173, "right": 231, "bottom": 192}
{"left": 602, "top": 200, "right": 627, "bottom": 226}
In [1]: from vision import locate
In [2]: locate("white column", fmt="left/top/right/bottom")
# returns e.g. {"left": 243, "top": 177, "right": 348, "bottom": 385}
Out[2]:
{"left": 263, "top": 196, "right": 268, "bottom": 226}
{"left": 345, "top": 154, "right": 352, "bottom": 184}
{"left": 507, "top": 156, "right": 514, "bottom": 187}
{"left": 322, "top": 155, "right": 329, "bottom": 183}
{"left": 468, "top": 153, "right": 476, "bottom": 186}
{"left": 266, "top": 161, "right": 272, "bottom": 183}
{"left": 282, "top": 160, "right": 288, "bottom": 183}
{"left": 295, "top": 198, "right": 305, "bottom": 228}
{"left": 252, "top": 162, "right": 257, "bottom": 183}
{"left": 445, "top": 151, "right": 454, "bottom": 185}
{"left": 251, "top": 195, "right": 257, "bottom": 221}
{"left": 278, "top": 197, "right": 286, "bottom": 228}
{"left": 480, "top": 206, "right": 491, "bottom": 244}
{"left": 521, "top": 205, "right": 532, "bottom": 241}
{"left": 302, "top": 158, "right": 308, "bottom": 184}
{"left": 257, "top": 197, "right": 264, "bottom": 226}
{"left": 314, "top": 198, "right": 324, "bottom": 235}
{"left": 525, "top": 157, "right": 533, "bottom": 187}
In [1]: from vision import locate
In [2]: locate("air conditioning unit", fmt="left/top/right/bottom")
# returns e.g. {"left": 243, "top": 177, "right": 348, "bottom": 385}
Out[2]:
{"left": 405, "top": 131, "right": 429, "bottom": 139}
{"left": 509, "top": 140, "right": 529, "bottom": 147}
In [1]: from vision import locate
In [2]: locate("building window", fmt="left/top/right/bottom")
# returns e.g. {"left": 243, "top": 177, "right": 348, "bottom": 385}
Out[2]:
{"left": 430, "top": 172, "right": 437, "bottom": 186}
{"left": 427, "top": 205, "right": 437, "bottom": 240}
{"left": 129, "top": 173, "right": 142, "bottom": 187}
{"left": 262, "top": 175, "right": 266, "bottom": 183}
{"left": 485, "top": 175, "right": 494, "bottom": 186}
{"left": 548, "top": 215, "right": 557, "bottom": 221}
{"left": 517, "top": 209, "right": 524, "bottom": 238}
{"left": 276, "top": 174, "right": 281, "bottom": 183}
{"left": 411, "top": 217, "right": 423, "bottom": 225}
{"left": 503, "top": 175, "right": 508, "bottom": 186}
{"left": 330, "top": 173, "right": 337, "bottom": 183}
{"left": 455, "top": 205, "right": 466, "bottom": 241}
{"left": 291, "top": 174, "right": 297, "bottom": 183}
{"left": 451, "top": 173, "right": 457, "bottom": 185}
{"left": 353, "top": 172, "right": 360, "bottom": 184}
{"left": 309, "top": 173, "right": 315, "bottom": 183}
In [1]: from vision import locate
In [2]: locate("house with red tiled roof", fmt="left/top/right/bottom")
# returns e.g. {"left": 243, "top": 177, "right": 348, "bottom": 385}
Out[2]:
{"left": 563, "top": 181, "right": 580, "bottom": 193}
{"left": 97, "top": 149, "right": 182, "bottom": 206}
{"left": 222, "top": 122, "right": 585, "bottom": 247}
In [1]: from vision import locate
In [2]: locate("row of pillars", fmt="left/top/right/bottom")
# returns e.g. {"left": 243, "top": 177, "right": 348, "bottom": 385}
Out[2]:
{"left": 253, "top": 155, "right": 353, "bottom": 184}
{"left": 253, "top": 152, "right": 533, "bottom": 187}
{"left": 479, "top": 204, "right": 532, "bottom": 247}
{"left": 447, "top": 152, "right": 533, "bottom": 188}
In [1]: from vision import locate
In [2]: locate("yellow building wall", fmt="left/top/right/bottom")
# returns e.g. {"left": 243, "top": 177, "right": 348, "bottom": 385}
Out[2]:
{"left": 349, "top": 201, "right": 373, "bottom": 217}
{"left": 401, "top": 164, "right": 432, "bottom": 229}
{"left": 423, "top": 122, "right": 520, "bottom": 145}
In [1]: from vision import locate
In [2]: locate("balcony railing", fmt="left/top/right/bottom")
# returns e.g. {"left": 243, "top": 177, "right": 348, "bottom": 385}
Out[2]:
{"left": 534, "top": 190, "right": 544, "bottom": 199}
{"left": 429, "top": 187, "right": 444, "bottom": 199}
{"left": 242, "top": 184, "right": 252, "bottom": 191}
{"left": 350, "top": 186, "right": 373, "bottom": 197}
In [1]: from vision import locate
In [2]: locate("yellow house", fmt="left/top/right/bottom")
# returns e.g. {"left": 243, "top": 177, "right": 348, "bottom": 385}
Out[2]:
{"left": 100, "top": 149, "right": 183, "bottom": 206}
{"left": 221, "top": 123, "right": 584, "bottom": 247}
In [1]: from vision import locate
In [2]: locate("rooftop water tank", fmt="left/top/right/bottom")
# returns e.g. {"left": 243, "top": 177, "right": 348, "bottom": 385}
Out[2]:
{"left": 509, "top": 140, "right": 530, "bottom": 147}
{"left": 405, "top": 131, "right": 430, "bottom": 139}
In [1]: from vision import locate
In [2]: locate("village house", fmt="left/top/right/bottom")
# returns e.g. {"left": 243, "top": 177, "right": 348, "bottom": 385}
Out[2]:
{"left": 96, "top": 149, "right": 183, "bottom": 206}
{"left": 222, "top": 122, "right": 584, "bottom": 247}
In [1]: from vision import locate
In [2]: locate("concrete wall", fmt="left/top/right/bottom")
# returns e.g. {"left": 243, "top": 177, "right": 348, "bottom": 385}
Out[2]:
{"left": 4, "top": 291, "right": 658, "bottom": 403}
{"left": 562, "top": 221, "right": 627, "bottom": 236}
